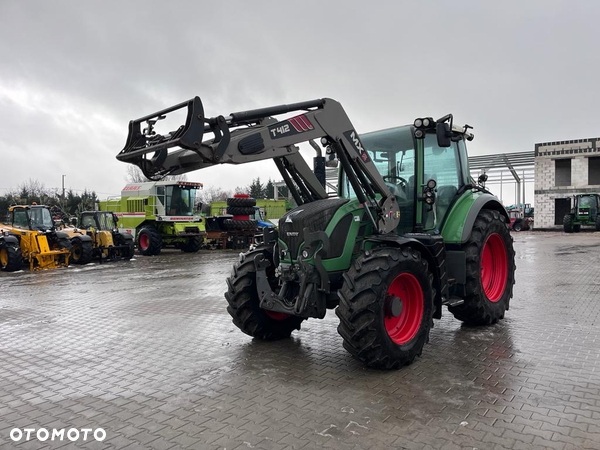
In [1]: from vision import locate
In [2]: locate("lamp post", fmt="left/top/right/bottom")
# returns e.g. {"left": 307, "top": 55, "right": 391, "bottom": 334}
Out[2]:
{"left": 62, "top": 174, "right": 66, "bottom": 209}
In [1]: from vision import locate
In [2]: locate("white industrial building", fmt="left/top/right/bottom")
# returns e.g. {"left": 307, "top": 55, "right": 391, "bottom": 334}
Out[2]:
{"left": 534, "top": 138, "right": 600, "bottom": 228}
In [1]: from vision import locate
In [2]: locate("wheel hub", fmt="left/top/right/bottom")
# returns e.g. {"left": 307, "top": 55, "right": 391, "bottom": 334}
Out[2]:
{"left": 386, "top": 295, "right": 403, "bottom": 318}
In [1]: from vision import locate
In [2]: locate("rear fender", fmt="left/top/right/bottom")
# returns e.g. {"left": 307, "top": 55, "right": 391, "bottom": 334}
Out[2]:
{"left": 442, "top": 191, "right": 508, "bottom": 244}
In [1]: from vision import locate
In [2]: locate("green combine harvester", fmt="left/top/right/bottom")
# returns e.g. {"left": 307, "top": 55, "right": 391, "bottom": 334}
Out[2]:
{"left": 99, "top": 181, "right": 206, "bottom": 255}
{"left": 563, "top": 194, "right": 600, "bottom": 232}
{"left": 115, "top": 96, "right": 516, "bottom": 369}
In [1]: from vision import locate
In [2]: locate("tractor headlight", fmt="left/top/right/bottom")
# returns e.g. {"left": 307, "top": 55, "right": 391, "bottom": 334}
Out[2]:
{"left": 301, "top": 249, "right": 310, "bottom": 259}
{"left": 427, "top": 179, "right": 437, "bottom": 189}
{"left": 422, "top": 118, "right": 431, "bottom": 127}
{"left": 415, "top": 129, "right": 424, "bottom": 139}
{"left": 414, "top": 118, "right": 423, "bottom": 128}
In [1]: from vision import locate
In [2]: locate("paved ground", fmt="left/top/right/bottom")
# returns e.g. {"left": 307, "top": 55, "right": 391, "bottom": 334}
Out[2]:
{"left": 1, "top": 231, "right": 599, "bottom": 450}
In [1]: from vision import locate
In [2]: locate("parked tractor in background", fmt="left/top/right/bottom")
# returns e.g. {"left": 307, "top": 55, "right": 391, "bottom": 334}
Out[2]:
{"left": 61, "top": 211, "right": 135, "bottom": 263}
{"left": 563, "top": 194, "right": 600, "bottom": 232}
{"left": 0, "top": 205, "right": 72, "bottom": 271}
{"left": 99, "top": 181, "right": 206, "bottom": 255}
{"left": 116, "top": 96, "right": 516, "bottom": 369}
{"left": 508, "top": 209, "right": 531, "bottom": 232}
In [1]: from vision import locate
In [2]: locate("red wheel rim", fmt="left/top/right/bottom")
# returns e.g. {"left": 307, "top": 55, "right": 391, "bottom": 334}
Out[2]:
{"left": 384, "top": 273, "right": 423, "bottom": 345}
{"left": 480, "top": 233, "right": 508, "bottom": 302}
{"left": 139, "top": 234, "right": 149, "bottom": 250}
{"left": 265, "top": 310, "right": 290, "bottom": 321}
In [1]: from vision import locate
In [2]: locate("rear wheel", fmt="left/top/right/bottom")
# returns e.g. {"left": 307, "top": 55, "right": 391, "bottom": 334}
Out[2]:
{"left": 336, "top": 247, "right": 434, "bottom": 369}
{"left": 70, "top": 238, "right": 93, "bottom": 265}
{"left": 563, "top": 214, "right": 574, "bottom": 233}
{"left": 226, "top": 206, "right": 255, "bottom": 216}
{"left": 123, "top": 239, "right": 135, "bottom": 259}
{"left": 181, "top": 236, "right": 202, "bottom": 253}
{"left": 224, "top": 219, "right": 258, "bottom": 230}
{"left": 448, "top": 209, "right": 515, "bottom": 326}
{"left": 0, "top": 244, "right": 23, "bottom": 272}
{"left": 137, "top": 227, "right": 162, "bottom": 256}
{"left": 225, "top": 245, "right": 304, "bottom": 340}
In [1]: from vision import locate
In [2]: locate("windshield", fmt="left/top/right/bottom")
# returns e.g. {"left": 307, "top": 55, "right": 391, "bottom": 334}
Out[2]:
{"left": 579, "top": 196, "right": 594, "bottom": 208}
{"left": 341, "top": 126, "right": 415, "bottom": 199}
{"left": 165, "top": 186, "right": 197, "bottom": 216}
{"left": 97, "top": 213, "right": 115, "bottom": 230}
{"left": 29, "top": 207, "right": 54, "bottom": 230}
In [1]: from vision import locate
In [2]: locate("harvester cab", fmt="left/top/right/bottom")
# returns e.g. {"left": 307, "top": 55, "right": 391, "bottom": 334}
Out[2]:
{"left": 0, "top": 205, "right": 71, "bottom": 271}
{"left": 563, "top": 194, "right": 600, "bottom": 232}
{"left": 116, "top": 96, "right": 515, "bottom": 369}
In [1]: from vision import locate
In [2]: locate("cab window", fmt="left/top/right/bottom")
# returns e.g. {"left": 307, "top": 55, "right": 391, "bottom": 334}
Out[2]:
{"left": 422, "top": 134, "right": 463, "bottom": 230}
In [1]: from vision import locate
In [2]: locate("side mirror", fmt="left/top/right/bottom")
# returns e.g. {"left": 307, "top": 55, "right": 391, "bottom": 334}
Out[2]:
{"left": 436, "top": 123, "right": 451, "bottom": 147}
{"left": 478, "top": 173, "right": 488, "bottom": 185}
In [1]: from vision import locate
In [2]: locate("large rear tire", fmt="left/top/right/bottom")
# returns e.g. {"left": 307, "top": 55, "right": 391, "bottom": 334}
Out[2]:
{"left": 137, "top": 227, "right": 162, "bottom": 256}
{"left": 448, "top": 209, "right": 515, "bottom": 326}
{"left": 225, "top": 246, "right": 304, "bottom": 340}
{"left": 336, "top": 247, "right": 434, "bottom": 370}
{"left": 70, "top": 238, "right": 93, "bottom": 265}
{"left": 563, "top": 214, "right": 574, "bottom": 233}
{"left": 0, "top": 244, "right": 23, "bottom": 272}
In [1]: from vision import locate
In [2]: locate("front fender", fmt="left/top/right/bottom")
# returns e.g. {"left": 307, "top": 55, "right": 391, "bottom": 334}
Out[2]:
{"left": 442, "top": 191, "right": 508, "bottom": 244}
{"left": 0, "top": 234, "right": 20, "bottom": 246}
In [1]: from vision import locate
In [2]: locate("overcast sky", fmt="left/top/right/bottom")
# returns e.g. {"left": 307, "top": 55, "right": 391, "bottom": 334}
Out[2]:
{"left": 1, "top": 1, "right": 598, "bottom": 203}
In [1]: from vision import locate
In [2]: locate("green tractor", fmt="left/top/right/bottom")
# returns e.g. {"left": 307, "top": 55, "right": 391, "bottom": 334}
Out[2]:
{"left": 116, "top": 96, "right": 516, "bottom": 369}
{"left": 563, "top": 194, "right": 600, "bottom": 232}
{"left": 99, "top": 181, "right": 206, "bottom": 255}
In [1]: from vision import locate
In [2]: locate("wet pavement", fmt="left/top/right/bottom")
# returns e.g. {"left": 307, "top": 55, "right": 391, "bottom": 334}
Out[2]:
{"left": 1, "top": 232, "right": 599, "bottom": 450}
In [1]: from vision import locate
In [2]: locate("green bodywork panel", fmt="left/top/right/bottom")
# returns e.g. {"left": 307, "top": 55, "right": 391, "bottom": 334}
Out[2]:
{"left": 441, "top": 190, "right": 489, "bottom": 243}
{"left": 279, "top": 198, "right": 371, "bottom": 273}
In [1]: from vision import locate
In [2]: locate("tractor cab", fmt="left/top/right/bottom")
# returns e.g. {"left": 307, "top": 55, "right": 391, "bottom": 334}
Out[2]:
{"left": 9, "top": 205, "right": 56, "bottom": 232}
{"left": 80, "top": 211, "right": 119, "bottom": 231}
{"left": 341, "top": 122, "right": 472, "bottom": 234}
{"left": 574, "top": 194, "right": 598, "bottom": 218}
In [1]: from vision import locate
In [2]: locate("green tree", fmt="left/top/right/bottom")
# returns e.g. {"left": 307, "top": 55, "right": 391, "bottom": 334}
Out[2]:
{"left": 248, "top": 177, "right": 265, "bottom": 199}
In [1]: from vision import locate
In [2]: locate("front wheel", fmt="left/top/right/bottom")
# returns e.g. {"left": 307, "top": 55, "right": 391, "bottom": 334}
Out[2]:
{"left": 563, "top": 214, "right": 574, "bottom": 233}
{"left": 225, "top": 246, "right": 304, "bottom": 340}
{"left": 336, "top": 247, "right": 434, "bottom": 370}
{"left": 137, "top": 227, "right": 162, "bottom": 256}
{"left": 70, "top": 238, "right": 93, "bottom": 265}
{"left": 448, "top": 209, "right": 515, "bottom": 326}
{"left": 0, "top": 244, "right": 23, "bottom": 272}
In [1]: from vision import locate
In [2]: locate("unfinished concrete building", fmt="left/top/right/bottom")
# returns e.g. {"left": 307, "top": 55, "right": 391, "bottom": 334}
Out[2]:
{"left": 534, "top": 138, "right": 600, "bottom": 228}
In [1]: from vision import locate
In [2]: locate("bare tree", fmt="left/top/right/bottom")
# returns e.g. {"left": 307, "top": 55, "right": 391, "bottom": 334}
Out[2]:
{"left": 125, "top": 165, "right": 188, "bottom": 183}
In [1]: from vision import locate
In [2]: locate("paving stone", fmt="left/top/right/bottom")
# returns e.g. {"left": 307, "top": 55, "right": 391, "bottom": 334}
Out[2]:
{"left": 0, "top": 234, "right": 599, "bottom": 449}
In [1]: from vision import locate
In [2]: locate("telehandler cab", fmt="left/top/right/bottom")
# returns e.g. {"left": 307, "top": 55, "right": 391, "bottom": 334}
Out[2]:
{"left": 116, "top": 97, "right": 516, "bottom": 369}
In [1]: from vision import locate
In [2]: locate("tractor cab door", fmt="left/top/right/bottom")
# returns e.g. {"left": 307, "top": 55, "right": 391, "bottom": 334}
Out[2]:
{"left": 80, "top": 213, "right": 96, "bottom": 229}
{"left": 420, "top": 135, "right": 466, "bottom": 231}
{"left": 11, "top": 207, "right": 30, "bottom": 229}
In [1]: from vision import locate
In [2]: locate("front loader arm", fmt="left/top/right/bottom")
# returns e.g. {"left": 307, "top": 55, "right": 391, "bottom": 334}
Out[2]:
{"left": 116, "top": 97, "right": 400, "bottom": 233}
